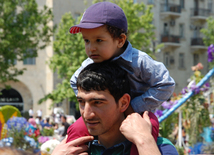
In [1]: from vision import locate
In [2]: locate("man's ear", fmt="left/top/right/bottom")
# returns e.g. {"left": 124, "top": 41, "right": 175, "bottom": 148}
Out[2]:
{"left": 119, "top": 93, "right": 130, "bottom": 113}
{"left": 117, "top": 33, "right": 127, "bottom": 48}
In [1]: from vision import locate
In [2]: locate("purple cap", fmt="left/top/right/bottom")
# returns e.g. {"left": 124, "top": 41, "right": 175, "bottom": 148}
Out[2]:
{"left": 69, "top": 2, "right": 127, "bottom": 34}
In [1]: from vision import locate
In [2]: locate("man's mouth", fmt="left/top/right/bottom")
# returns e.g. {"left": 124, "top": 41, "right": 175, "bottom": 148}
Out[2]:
{"left": 85, "top": 121, "right": 99, "bottom": 127}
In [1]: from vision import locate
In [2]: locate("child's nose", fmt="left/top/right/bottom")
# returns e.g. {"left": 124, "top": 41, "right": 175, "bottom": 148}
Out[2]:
{"left": 89, "top": 43, "right": 96, "bottom": 52}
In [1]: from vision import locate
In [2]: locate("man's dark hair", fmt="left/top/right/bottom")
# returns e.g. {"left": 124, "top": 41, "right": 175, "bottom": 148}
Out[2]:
{"left": 77, "top": 61, "right": 130, "bottom": 103}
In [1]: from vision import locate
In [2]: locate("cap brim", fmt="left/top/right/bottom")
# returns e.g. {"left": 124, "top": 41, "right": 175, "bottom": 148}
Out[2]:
{"left": 69, "top": 23, "right": 104, "bottom": 34}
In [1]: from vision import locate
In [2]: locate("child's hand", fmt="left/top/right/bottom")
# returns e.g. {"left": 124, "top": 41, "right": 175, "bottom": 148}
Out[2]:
{"left": 124, "top": 105, "right": 134, "bottom": 116}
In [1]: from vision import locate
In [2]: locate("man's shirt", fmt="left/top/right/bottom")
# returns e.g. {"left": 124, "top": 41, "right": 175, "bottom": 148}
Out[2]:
{"left": 88, "top": 140, "right": 132, "bottom": 155}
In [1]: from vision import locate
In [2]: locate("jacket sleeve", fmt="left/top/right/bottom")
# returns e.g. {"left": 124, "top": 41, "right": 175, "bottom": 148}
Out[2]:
{"left": 131, "top": 55, "right": 175, "bottom": 113}
{"left": 70, "top": 58, "right": 93, "bottom": 96}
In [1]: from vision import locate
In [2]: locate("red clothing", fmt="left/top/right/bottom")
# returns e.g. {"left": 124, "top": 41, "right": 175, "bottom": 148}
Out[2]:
{"left": 67, "top": 112, "right": 159, "bottom": 155}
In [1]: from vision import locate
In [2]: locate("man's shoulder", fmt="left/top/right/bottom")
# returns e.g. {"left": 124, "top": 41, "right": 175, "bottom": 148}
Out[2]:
{"left": 157, "top": 137, "right": 179, "bottom": 155}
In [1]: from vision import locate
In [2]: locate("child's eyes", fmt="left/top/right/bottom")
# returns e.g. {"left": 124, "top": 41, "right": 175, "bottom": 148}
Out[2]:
{"left": 96, "top": 39, "right": 103, "bottom": 42}
{"left": 84, "top": 39, "right": 89, "bottom": 43}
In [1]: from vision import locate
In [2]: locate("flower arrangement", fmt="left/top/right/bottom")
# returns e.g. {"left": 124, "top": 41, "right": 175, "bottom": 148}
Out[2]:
{"left": 1, "top": 116, "right": 38, "bottom": 151}
{"left": 156, "top": 44, "right": 214, "bottom": 146}
{"left": 40, "top": 139, "right": 60, "bottom": 155}
{"left": 40, "top": 127, "right": 54, "bottom": 136}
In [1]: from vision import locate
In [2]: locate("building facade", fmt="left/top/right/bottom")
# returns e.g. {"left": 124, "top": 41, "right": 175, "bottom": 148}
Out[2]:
{"left": 0, "top": 0, "right": 213, "bottom": 117}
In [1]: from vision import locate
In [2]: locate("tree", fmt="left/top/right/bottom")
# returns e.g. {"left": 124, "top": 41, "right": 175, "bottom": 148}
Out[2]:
{"left": 39, "top": 0, "right": 156, "bottom": 108}
{"left": 0, "top": 0, "right": 54, "bottom": 83}
{"left": 201, "top": 16, "right": 214, "bottom": 46}
{"left": 38, "top": 13, "right": 86, "bottom": 106}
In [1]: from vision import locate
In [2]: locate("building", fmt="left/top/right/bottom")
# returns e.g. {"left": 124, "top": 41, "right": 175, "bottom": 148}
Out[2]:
{"left": 0, "top": 0, "right": 213, "bottom": 116}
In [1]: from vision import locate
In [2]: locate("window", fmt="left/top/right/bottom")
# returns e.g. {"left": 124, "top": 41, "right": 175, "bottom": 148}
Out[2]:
{"left": 23, "top": 49, "right": 36, "bottom": 65}
{"left": 179, "top": 24, "right": 185, "bottom": 38}
{"left": 6, "top": 59, "right": 17, "bottom": 65}
{"left": 180, "top": 0, "right": 185, "bottom": 9}
{"left": 208, "top": 0, "right": 213, "bottom": 12}
{"left": 193, "top": 53, "right": 199, "bottom": 66}
{"left": 148, "top": 0, "right": 154, "bottom": 4}
{"left": 164, "top": 52, "right": 170, "bottom": 67}
{"left": 163, "top": 23, "right": 169, "bottom": 35}
{"left": 178, "top": 53, "right": 185, "bottom": 69}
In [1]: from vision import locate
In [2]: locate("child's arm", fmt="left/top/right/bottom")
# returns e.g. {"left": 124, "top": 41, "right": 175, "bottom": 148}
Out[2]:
{"left": 131, "top": 54, "right": 175, "bottom": 114}
{"left": 70, "top": 58, "right": 93, "bottom": 95}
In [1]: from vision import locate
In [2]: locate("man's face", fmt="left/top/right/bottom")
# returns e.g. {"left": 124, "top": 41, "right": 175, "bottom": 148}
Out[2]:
{"left": 81, "top": 25, "right": 121, "bottom": 63}
{"left": 77, "top": 89, "right": 123, "bottom": 136}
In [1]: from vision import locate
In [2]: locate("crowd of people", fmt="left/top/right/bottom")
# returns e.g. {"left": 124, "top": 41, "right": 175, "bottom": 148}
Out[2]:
{"left": 28, "top": 108, "right": 75, "bottom": 142}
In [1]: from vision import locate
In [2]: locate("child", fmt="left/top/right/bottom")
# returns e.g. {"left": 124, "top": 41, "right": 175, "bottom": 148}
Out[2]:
{"left": 67, "top": 2, "right": 175, "bottom": 143}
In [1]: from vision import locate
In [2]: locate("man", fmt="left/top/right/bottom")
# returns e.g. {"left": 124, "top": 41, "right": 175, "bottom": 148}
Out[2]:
{"left": 28, "top": 108, "right": 33, "bottom": 118}
{"left": 59, "top": 115, "right": 70, "bottom": 141}
{"left": 52, "top": 61, "right": 178, "bottom": 155}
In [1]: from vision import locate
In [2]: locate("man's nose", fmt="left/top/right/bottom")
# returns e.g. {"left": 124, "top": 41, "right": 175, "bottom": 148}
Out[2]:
{"left": 83, "top": 103, "right": 95, "bottom": 119}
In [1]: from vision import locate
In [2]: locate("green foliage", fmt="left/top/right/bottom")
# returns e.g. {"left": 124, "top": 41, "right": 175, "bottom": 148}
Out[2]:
{"left": 201, "top": 17, "right": 214, "bottom": 46}
{"left": 38, "top": 13, "right": 86, "bottom": 106}
{"left": 0, "top": 0, "right": 54, "bottom": 83}
{"left": 0, "top": 105, "right": 21, "bottom": 122}
{"left": 175, "top": 146, "right": 185, "bottom": 155}
{"left": 202, "top": 142, "right": 214, "bottom": 154}
{"left": 159, "top": 112, "right": 178, "bottom": 141}
{"left": 41, "top": 127, "right": 54, "bottom": 136}
{"left": 181, "top": 95, "right": 211, "bottom": 145}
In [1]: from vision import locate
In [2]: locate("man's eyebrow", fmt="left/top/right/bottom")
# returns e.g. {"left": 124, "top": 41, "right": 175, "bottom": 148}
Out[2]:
{"left": 76, "top": 96, "right": 107, "bottom": 102}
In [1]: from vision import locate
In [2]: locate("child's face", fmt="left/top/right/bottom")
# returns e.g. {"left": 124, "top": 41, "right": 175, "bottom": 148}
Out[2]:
{"left": 81, "top": 26, "right": 122, "bottom": 63}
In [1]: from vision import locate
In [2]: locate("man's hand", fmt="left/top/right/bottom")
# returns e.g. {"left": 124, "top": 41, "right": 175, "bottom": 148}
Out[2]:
{"left": 120, "top": 111, "right": 152, "bottom": 143}
{"left": 120, "top": 111, "right": 161, "bottom": 155}
{"left": 51, "top": 135, "right": 94, "bottom": 155}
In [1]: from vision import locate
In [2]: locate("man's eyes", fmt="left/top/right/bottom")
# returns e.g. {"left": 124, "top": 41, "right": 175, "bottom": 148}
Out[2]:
{"left": 78, "top": 100, "right": 85, "bottom": 105}
{"left": 94, "top": 101, "right": 102, "bottom": 105}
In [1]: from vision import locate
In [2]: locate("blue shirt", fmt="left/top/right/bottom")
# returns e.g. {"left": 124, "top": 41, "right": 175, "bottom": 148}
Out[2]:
{"left": 70, "top": 42, "right": 175, "bottom": 113}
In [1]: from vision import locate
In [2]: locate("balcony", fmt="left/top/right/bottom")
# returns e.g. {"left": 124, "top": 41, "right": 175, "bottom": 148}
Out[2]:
{"left": 191, "top": 38, "right": 207, "bottom": 50}
{"left": 161, "top": 34, "right": 181, "bottom": 48}
{"left": 160, "top": 3, "right": 181, "bottom": 18}
{"left": 190, "top": 8, "right": 211, "bottom": 21}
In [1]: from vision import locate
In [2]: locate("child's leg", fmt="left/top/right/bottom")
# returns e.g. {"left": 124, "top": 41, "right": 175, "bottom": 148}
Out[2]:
{"left": 66, "top": 116, "right": 90, "bottom": 143}
{"left": 148, "top": 111, "right": 159, "bottom": 142}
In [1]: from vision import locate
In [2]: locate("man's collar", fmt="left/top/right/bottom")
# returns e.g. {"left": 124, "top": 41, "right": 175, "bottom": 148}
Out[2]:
{"left": 89, "top": 139, "right": 132, "bottom": 154}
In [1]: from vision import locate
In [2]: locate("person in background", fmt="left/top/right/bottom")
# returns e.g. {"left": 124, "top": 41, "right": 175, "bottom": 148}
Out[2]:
{"left": 59, "top": 115, "right": 70, "bottom": 141}
{"left": 43, "top": 117, "right": 52, "bottom": 129}
{"left": 36, "top": 109, "right": 42, "bottom": 118}
{"left": 28, "top": 108, "right": 33, "bottom": 118}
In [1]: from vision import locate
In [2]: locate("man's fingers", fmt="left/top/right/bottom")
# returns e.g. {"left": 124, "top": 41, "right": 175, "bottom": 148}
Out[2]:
{"left": 70, "top": 144, "right": 89, "bottom": 154}
{"left": 61, "top": 135, "right": 68, "bottom": 144}
{"left": 67, "top": 136, "right": 94, "bottom": 147}
{"left": 143, "top": 111, "right": 151, "bottom": 125}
